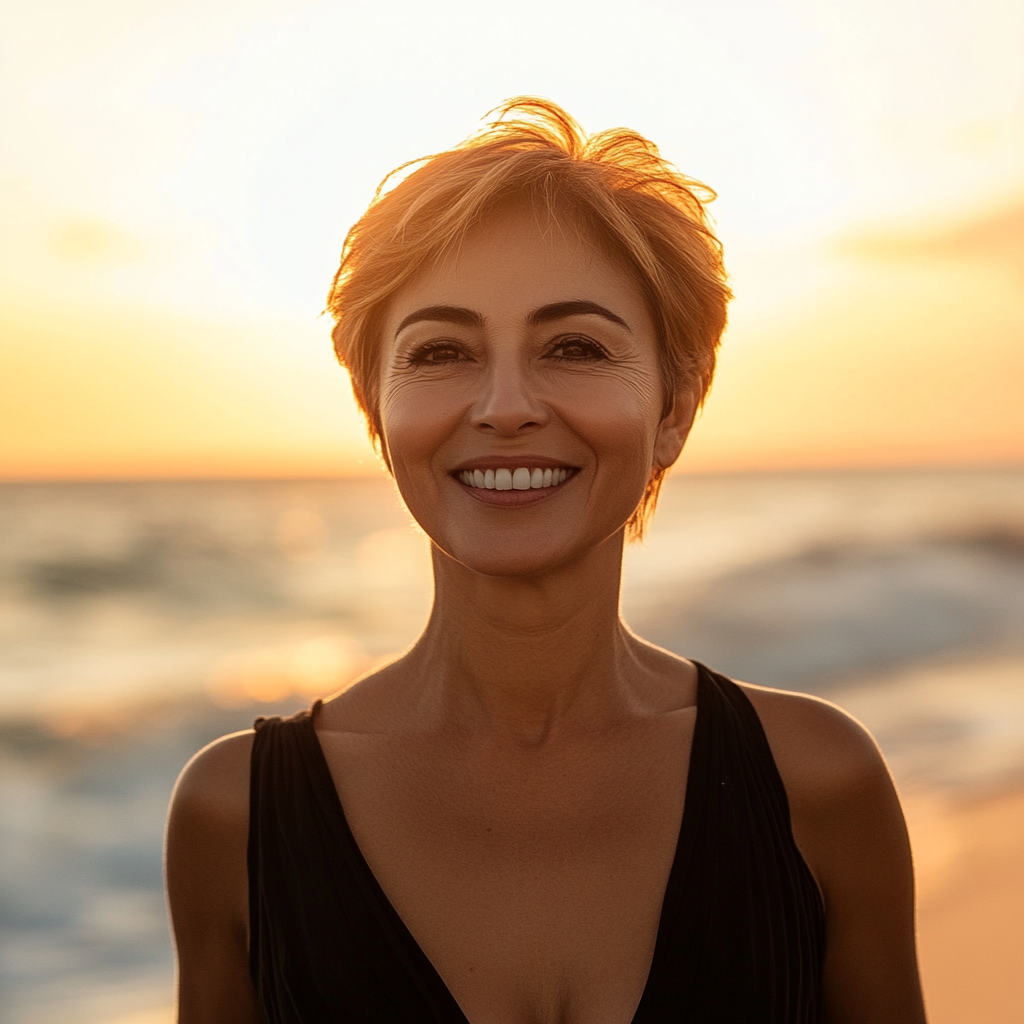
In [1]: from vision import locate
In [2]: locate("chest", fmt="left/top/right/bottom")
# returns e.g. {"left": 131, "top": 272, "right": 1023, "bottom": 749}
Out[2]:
{"left": 318, "top": 718, "right": 695, "bottom": 1024}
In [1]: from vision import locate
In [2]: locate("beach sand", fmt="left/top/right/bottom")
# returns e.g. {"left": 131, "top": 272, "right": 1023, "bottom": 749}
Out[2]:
{"left": 912, "top": 782, "right": 1024, "bottom": 1024}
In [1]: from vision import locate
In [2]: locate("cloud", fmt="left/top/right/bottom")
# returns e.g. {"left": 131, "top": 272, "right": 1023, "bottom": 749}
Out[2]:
{"left": 839, "top": 199, "right": 1024, "bottom": 279}
{"left": 49, "top": 218, "right": 147, "bottom": 265}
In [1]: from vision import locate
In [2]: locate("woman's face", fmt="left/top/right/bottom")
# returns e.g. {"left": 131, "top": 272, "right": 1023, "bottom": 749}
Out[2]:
{"left": 378, "top": 205, "right": 691, "bottom": 578}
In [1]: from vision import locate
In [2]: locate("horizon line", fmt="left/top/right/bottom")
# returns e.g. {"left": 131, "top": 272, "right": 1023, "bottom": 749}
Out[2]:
{"left": 2, "top": 458, "right": 1021, "bottom": 487}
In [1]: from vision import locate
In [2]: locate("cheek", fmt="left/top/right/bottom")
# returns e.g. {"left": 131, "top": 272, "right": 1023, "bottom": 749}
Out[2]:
{"left": 377, "top": 378, "right": 469, "bottom": 502}
{"left": 560, "top": 373, "right": 663, "bottom": 463}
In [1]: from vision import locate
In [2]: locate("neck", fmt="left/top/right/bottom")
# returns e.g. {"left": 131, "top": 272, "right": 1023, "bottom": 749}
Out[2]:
{"left": 405, "top": 532, "right": 647, "bottom": 745}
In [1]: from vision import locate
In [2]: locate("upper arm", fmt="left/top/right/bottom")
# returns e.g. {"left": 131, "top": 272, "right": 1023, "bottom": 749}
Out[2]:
{"left": 744, "top": 686, "right": 927, "bottom": 1024}
{"left": 164, "top": 730, "right": 261, "bottom": 1024}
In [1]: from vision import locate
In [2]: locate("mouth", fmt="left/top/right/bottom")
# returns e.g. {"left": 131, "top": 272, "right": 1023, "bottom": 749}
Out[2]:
{"left": 454, "top": 466, "right": 577, "bottom": 492}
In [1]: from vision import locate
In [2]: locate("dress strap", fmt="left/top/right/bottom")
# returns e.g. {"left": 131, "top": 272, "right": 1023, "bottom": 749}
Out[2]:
{"left": 253, "top": 699, "right": 322, "bottom": 732}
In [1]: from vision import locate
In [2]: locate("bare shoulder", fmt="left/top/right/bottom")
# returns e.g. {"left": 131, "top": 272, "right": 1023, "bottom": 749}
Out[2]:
{"left": 736, "top": 681, "right": 892, "bottom": 809}
{"left": 166, "top": 731, "right": 263, "bottom": 1023}
{"left": 317, "top": 657, "right": 426, "bottom": 733}
{"left": 735, "top": 686, "right": 925, "bottom": 1020}
{"left": 170, "top": 729, "right": 254, "bottom": 824}
{"left": 165, "top": 732, "right": 254, "bottom": 965}
{"left": 734, "top": 681, "right": 908, "bottom": 886}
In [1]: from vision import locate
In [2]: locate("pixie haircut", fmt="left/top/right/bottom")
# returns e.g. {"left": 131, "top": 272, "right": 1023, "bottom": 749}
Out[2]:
{"left": 327, "top": 98, "right": 731, "bottom": 538}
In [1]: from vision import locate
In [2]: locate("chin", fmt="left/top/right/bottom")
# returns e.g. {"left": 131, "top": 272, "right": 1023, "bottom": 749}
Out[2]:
{"left": 440, "top": 539, "right": 569, "bottom": 579}
{"left": 435, "top": 521, "right": 623, "bottom": 581}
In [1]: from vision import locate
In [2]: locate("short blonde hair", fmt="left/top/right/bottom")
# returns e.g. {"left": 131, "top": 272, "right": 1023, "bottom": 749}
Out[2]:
{"left": 327, "top": 98, "right": 731, "bottom": 538}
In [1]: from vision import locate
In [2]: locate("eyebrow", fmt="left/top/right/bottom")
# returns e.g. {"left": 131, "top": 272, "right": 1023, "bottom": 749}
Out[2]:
{"left": 528, "top": 300, "right": 631, "bottom": 332}
{"left": 395, "top": 305, "right": 483, "bottom": 336}
{"left": 394, "top": 299, "right": 631, "bottom": 338}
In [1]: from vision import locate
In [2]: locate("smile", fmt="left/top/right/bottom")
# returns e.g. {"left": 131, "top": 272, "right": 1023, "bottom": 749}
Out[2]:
{"left": 456, "top": 467, "right": 575, "bottom": 491}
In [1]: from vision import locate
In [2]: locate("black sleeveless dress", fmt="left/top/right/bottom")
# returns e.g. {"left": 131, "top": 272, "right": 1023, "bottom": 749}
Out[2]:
{"left": 249, "top": 663, "right": 825, "bottom": 1022}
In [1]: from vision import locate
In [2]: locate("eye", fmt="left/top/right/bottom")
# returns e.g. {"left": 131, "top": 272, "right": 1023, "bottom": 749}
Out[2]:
{"left": 406, "top": 341, "right": 467, "bottom": 366}
{"left": 547, "top": 336, "right": 608, "bottom": 362}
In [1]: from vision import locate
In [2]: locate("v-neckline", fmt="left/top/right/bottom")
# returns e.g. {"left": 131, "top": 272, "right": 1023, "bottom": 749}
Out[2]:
{"left": 305, "top": 664, "right": 708, "bottom": 1024}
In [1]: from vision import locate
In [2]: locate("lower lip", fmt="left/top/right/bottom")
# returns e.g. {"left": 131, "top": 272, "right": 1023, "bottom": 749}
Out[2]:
{"left": 456, "top": 475, "right": 574, "bottom": 507}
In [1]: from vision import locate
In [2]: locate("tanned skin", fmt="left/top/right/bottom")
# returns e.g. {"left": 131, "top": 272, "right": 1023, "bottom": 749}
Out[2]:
{"left": 166, "top": 207, "right": 926, "bottom": 1024}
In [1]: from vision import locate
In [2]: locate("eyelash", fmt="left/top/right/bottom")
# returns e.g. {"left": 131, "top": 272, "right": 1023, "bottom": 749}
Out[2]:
{"left": 547, "top": 336, "right": 608, "bottom": 362}
{"left": 404, "top": 341, "right": 467, "bottom": 366}
{"left": 403, "top": 334, "right": 608, "bottom": 367}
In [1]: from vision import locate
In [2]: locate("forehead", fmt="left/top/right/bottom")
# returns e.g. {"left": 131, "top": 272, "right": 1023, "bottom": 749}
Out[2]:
{"left": 384, "top": 204, "right": 651, "bottom": 326}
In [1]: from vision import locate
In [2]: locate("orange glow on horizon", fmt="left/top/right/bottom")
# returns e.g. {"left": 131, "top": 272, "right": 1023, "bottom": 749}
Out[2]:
{"left": 3, "top": 203, "right": 1023, "bottom": 482}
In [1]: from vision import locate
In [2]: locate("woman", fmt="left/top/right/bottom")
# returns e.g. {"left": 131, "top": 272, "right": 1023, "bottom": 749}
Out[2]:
{"left": 166, "top": 99, "right": 926, "bottom": 1023}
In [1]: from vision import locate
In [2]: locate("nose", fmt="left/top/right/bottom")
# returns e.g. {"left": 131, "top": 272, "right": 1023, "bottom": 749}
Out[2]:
{"left": 469, "top": 361, "right": 550, "bottom": 436}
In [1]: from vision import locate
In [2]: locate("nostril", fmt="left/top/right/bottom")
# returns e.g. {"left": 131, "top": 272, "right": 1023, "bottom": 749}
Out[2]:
{"left": 475, "top": 419, "right": 542, "bottom": 433}
{"left": 469, "top": 387, "right": 550, "bottom": 434}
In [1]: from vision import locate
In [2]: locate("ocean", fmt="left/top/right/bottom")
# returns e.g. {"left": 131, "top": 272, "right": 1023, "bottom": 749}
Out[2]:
{"left": 1, "top": 468, "right": 1022, "bottom": 1023}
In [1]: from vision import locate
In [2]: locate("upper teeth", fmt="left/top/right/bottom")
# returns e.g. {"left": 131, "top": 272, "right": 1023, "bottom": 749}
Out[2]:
{"left": 458, "top": 467, "right": 572, "bottom": 491}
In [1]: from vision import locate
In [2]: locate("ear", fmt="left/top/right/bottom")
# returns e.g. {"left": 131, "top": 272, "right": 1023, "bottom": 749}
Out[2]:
{"left": 653, "top": 390, "right": 698, "bottom": 470}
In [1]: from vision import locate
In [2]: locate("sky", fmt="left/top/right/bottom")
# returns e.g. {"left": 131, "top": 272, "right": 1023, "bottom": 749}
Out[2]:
{"left": 1, "top": 0, "right": 1022, "bottom": 480}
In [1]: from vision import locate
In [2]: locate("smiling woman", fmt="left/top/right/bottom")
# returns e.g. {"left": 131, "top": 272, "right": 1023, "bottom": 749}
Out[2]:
{"left": 165, "top": 100, "right": 927, "bottom": 1024}
{"left": 376, "top": 202, "right": 680, "bottom": 578}
{"left": 328, "top": 98, "right": 730, "bottom": 539}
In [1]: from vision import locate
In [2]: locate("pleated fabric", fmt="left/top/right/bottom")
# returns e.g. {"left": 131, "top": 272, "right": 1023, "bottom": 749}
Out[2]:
{"left": 631, "top": 665, "right": 824, "bottom": 1022}
{"left": 248, "top": 663, "right": 824, "bottom": 1023}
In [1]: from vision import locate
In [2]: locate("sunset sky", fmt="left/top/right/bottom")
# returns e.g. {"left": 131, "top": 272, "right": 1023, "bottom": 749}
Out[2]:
{"left": 2, "top": 0, "right": 1022, "bottom": 480}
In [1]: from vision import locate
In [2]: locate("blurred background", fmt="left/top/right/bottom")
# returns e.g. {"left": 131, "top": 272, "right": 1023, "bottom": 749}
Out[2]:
{"left": 1, "top": 1, "right": 1022, "bottom": 1022}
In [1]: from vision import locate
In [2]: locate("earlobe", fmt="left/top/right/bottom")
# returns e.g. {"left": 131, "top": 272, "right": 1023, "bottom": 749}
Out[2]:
{"left": 653, "top": 391, "right": 698, "bottom": 470}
